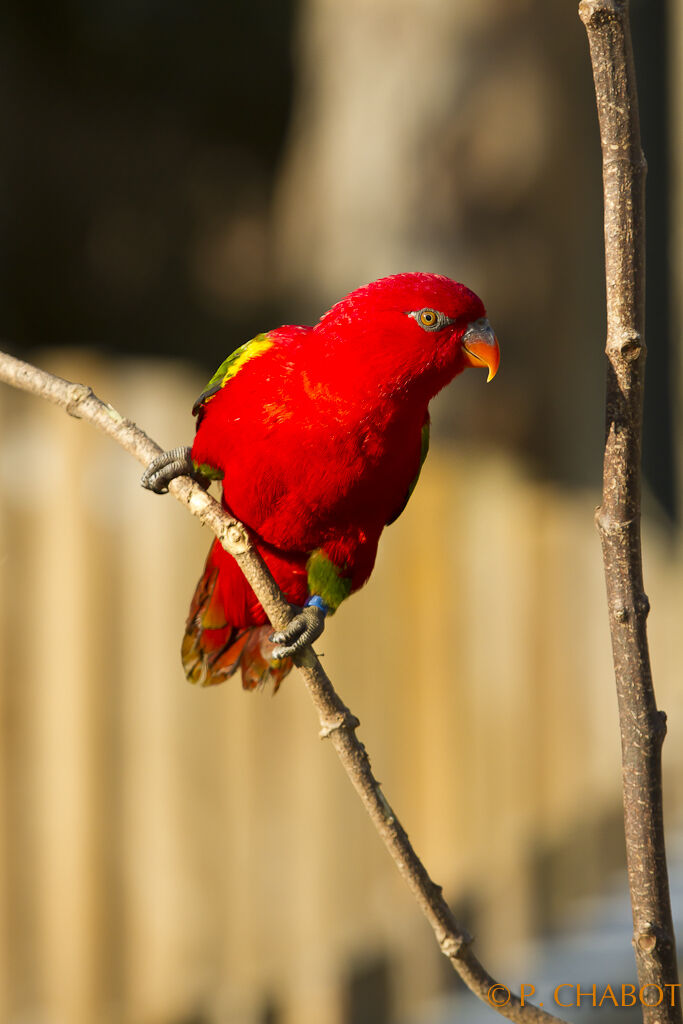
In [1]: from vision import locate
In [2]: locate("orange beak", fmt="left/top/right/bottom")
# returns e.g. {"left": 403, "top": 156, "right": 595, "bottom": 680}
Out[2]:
{"left": 461, "top": 318, "right": 500, "bottom": 382}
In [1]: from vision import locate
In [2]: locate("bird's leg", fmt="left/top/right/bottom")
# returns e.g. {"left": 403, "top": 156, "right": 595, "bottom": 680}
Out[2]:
{"left": 141, "top": 446, "right": 205, "bottom": 494}
{"left": 270, "top": 597, "right": 328, "bottom": 659}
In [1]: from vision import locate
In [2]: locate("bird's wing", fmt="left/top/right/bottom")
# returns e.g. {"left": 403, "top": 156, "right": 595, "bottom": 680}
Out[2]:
{"left": 385, "top": 414, "right": 431, "bottom": 526}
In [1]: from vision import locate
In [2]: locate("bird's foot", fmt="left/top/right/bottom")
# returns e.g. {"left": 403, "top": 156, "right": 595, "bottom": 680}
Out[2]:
{"left": 270, "top": 604, "right": 326, "bottom": 659}
{"left": 141, "top": 446, "right": 195, "bottom": 493}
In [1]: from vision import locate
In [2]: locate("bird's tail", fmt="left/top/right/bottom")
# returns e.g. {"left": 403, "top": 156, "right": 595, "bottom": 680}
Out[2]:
{"left": 181, "top": 545, "right": 292, "bottom": 692}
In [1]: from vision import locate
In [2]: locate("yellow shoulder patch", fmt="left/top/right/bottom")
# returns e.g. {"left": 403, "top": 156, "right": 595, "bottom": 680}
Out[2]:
{"left": 193, "top": 333, "right": 273, "bottom": 416}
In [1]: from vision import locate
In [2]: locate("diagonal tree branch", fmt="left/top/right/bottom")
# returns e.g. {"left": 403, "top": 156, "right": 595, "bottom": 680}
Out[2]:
{"left": 579, "top": 2, "right": 681, "bottom": 1020}
{"left": 0, "top": 348, "right": 566, "bottom": 1023}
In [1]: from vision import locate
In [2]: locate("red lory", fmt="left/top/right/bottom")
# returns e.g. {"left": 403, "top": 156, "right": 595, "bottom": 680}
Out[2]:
{"left": 142, "top": 273, "right": 499, "bottom": 690}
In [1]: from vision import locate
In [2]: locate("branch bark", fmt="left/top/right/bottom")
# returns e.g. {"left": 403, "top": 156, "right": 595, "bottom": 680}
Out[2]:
{"left": 0, "top": 348, "right": 566, "bottom": 1022}
{"left": 579, "top": 2, "right": 681, "bottom": 1019}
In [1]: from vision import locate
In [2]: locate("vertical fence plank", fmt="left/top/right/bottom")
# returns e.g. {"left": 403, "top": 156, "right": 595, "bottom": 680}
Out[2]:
{"left": 24, "top": 356, "right": 112, "bottom": 1024}
{"left": 114, "top": 363, "right": 210, "bottom": 1023}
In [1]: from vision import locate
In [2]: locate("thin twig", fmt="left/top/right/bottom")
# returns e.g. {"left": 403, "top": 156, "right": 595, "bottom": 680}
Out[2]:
{"left": 579, "top": 2, "right": 681, "bottom": 1020}
{"left": 0, "top": 348, "right": 566, "bottom": 1023}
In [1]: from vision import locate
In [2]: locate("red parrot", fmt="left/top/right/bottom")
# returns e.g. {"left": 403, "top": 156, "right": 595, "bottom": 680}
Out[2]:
{"left": 142, "top": 273, "right": 499, "bottom": 690}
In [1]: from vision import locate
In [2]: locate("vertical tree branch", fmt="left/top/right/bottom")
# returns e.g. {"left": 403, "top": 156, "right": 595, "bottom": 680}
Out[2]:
{"left": 579, "top": 2, "right": 681, "bottom": 1019}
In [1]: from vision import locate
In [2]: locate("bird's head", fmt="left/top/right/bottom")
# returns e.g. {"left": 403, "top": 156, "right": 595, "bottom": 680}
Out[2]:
{"left": 316, "top": 273, "right": 499, "bottom": 395}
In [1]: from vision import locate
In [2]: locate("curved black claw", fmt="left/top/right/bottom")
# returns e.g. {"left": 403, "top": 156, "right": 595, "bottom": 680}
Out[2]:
{"left": 270, "top": 605, "right": 326, "bottom": 659}
{"left": 141, "top": 446, "right": 193, "bottom": 494}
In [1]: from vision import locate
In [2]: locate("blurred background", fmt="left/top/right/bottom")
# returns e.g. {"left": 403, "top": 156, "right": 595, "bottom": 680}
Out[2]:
{"left": 0, "top": 0, "right": 681, "bottom": 1021}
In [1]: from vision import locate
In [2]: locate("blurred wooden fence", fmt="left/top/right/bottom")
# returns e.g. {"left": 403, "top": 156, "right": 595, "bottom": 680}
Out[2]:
{"left": 0, "top": 354, "right": 681, "bottom": 1024}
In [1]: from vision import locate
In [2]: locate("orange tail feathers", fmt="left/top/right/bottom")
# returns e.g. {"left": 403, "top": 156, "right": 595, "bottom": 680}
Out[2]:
{"left": 181, "top": 552, "right": 293, "bottom": 692}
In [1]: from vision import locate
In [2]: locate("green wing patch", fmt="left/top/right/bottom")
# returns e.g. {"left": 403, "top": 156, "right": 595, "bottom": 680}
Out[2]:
{"left": 306, "top": 550, "right": 352, "bottom": 612}
{"left": 192, "top": 333, "right": 273, "bottom": 417}
{"left": 386, "top": 416, "right": 430, "bottom": 525}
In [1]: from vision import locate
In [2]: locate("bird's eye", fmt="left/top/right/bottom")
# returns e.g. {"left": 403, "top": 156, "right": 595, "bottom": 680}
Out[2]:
{"left": 410, "top": 308, "right": 450, "bottom": 332}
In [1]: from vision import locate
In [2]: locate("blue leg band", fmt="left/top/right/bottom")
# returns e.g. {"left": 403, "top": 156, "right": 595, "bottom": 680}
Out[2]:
{"left": 305, "top": 595, "right": 329, "bottom": 616}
